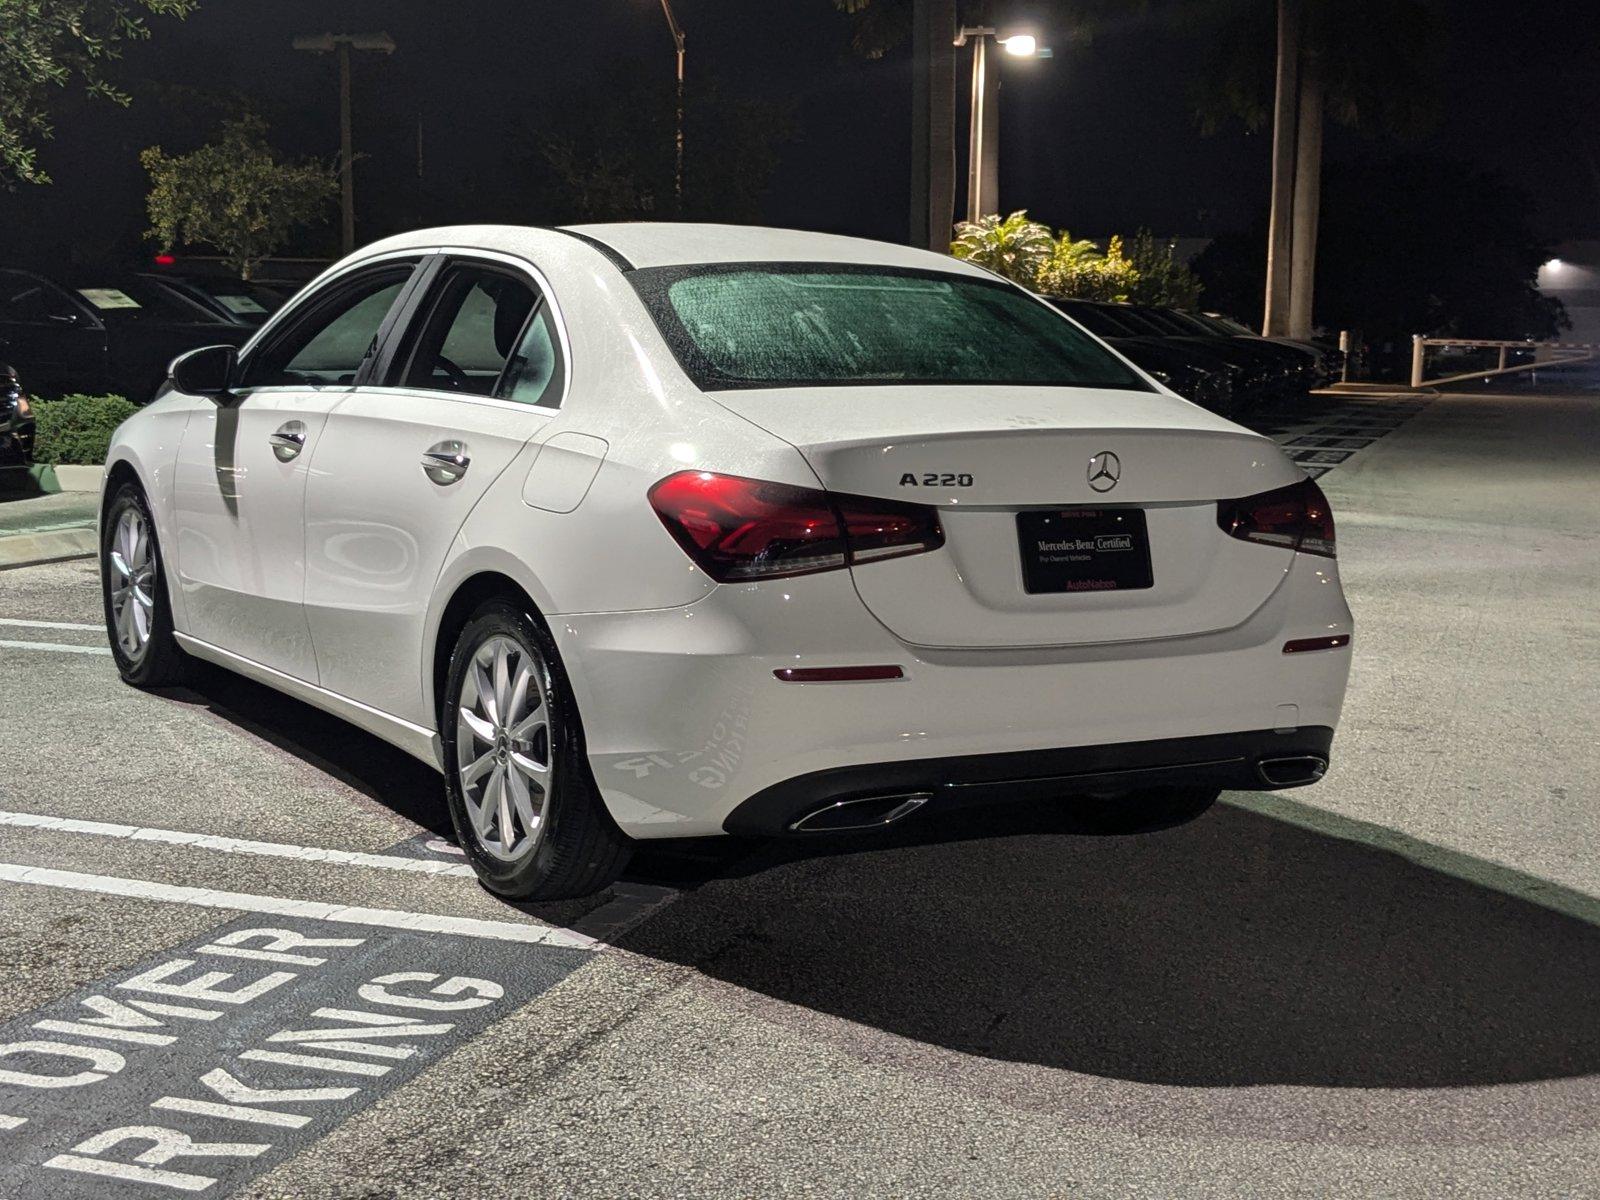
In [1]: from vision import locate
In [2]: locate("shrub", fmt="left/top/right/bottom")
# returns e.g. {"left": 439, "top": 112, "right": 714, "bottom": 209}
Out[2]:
{"left": 951, "top": 211, "right": 1055, "bottom": 287}
{"left": 30, "top": 394, "right": 138, "bottom": 465}
{"left": 1124, "top": 229, "right": 1204, "bottom": 309}
{"left": 1042, "top": 233, "right": 1141, "bottom": 302}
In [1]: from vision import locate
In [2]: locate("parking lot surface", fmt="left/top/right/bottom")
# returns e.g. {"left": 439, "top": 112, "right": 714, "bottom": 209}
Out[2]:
{"left": 1, "top": 384, "right": 1597, "bottom": 1197}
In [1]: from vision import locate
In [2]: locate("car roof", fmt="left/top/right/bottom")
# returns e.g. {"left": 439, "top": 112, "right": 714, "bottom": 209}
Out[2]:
{"left": 356, "top": 222, "right": 993, "bottom": 277}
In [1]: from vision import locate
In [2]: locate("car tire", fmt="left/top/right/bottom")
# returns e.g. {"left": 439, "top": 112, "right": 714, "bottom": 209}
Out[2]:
{"left": 441, "top": 598, "right": 632, "bottom": 900}
{"left": 101, "top": 480, "right": 195, "bottom": 688}
{"left": 1074, "top": 784, "right": 1221, "bottom": 833}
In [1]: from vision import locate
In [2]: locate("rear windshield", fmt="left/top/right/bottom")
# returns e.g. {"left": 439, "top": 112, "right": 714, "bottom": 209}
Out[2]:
{"left": 631, "top": 264, "right": 1150, "bottom": 392}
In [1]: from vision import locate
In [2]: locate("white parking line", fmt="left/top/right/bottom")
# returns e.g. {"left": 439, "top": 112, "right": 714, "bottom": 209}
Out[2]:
{"left": 0, "top": 618, "right": 101, "bottom": 631}
{"left": 0, "top": 639, "right": 111, "bottom": 656}
{"left": 0, "top": 810, "right": 476, "bottom": 878}
{"left": 0, "top": 863, "right": 600, "bottom": 948}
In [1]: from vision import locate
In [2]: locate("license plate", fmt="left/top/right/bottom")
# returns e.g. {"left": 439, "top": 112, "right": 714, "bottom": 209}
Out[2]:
{"left": 1017, "top": 508, "right": 1154, "bottom": 593}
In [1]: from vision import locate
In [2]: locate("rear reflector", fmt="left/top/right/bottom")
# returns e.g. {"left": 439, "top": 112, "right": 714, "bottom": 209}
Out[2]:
{"left": 1282, "top": 634, "right": 1351, "bottom": 654}
{"left": 1217, "top": 477, "right": 1336, "bottom": 558}
{"left": 774, "top": 665, "right": 905, "bottom": 683}
{"left": 649, "top": 471, "right": 943, "bottom": 582}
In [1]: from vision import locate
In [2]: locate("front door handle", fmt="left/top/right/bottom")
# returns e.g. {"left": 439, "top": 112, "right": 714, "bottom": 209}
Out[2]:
{"left": 269, "top": 421, "right": 308, "bottom": 462}
{"left": 422, "top": 440, "right": 470, "bottom": 485}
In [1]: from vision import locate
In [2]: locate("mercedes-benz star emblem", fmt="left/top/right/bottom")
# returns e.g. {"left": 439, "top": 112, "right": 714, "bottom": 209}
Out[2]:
{"left": 1087, "top": 450, "right": 1121, "bottom": 493}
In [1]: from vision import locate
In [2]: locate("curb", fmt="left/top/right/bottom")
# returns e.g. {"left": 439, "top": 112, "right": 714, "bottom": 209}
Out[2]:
{"left": 0, "top": 463, "right": 103, "bottom": 495}
{"left": 0, "top": 525, "right": 98, "bottom": 570}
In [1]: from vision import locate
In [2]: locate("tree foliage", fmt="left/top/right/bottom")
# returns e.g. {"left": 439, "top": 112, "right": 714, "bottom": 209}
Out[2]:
{"left": 1124, "top": 229, "right": 1203, "bottom": 308}
{"left": 0, "top": 0, "right": 196, "bottom": 186}
{"left": 1186, "top": 0, "right": 1441, "bottom": 138}
{"left": 951, "top": 210, "right": 1055, "bottom": 285}
{"left": 1051, "top": 234, "right": 1141, "bottom": 301}
{"left": 952, "top": 213, "right": 1191, "bottom": 307}
{"left": 140, "top": 116, "right": 335, "bottom": 279}
{"left": 529, "top": 64, "right": 794, "bottom": 224}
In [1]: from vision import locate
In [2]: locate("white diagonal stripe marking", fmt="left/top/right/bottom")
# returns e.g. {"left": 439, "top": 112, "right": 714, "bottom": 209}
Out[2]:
{"left": 0, "top": 810, "right": 475, "bottom": 877}
{"left": 0, "top": 863, "right": 599, "bottom": 948}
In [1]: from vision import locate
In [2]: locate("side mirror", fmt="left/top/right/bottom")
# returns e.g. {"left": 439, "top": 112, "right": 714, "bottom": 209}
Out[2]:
{"left": 170, "top": 344, "right": 238, "bottom": 399}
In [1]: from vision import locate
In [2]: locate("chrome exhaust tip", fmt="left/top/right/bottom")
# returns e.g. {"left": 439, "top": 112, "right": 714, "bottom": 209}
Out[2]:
{"left": 788, "top": 792, "right": 932, "bottom": 833}
{"left": 1256, "top": 755, "right": 1329, "bottom": 787}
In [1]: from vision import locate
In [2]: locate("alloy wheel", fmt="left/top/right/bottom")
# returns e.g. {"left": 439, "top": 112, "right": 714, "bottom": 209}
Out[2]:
{"left": 456, "top": 634, "right": 555, "bottom": 861}
{"left": 108, "top": 507, "right": 156, "bottom": 660}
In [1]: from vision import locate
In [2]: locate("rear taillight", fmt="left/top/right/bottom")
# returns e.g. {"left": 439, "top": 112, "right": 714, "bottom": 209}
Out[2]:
{"left": 1217, "top": 477, "right": 1336, "bottom": 558}
{"left": 648, "top": 470, "right": 944, "bottom": 582}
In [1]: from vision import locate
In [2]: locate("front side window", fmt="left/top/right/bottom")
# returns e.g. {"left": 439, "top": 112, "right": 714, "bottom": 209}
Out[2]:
{"left": 631, "top": 264, "right": 1150, "bottom": 392}
{"left": 394, "top": 263, "right": 562, "bottom": 406}
{"left": 242, "top": 265, "right": 414, "bottom": 388}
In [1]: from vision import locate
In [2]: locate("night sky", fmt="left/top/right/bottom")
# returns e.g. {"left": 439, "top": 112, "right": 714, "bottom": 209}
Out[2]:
{"left": 2, "top": 0, "right": 1592, "bottom": 269}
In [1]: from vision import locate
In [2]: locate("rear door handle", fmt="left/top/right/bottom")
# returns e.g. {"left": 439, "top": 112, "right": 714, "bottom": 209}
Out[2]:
{"left": 421, "top": 440, "right": 470, "bottom": 485}
{"left": 269, "top": 421, "right": 307, "bottom": 462}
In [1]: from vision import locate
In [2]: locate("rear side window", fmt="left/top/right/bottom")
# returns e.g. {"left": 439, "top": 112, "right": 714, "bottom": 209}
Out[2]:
{"left": 392, "top": 262, "right": 563, "bottom": 407}
{"left": 631, "top": 264, "right": 1150, "bottom": 392}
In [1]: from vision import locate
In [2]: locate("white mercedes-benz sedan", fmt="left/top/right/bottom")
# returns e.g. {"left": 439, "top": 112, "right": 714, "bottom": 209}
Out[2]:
{"left": 100, "top": 223, "right": 1353, "bottom": 899}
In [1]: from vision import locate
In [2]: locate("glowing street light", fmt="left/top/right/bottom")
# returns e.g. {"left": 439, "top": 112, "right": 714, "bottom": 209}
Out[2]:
{"left": 953, "top": 26, "right": 1044, "bottom": 223}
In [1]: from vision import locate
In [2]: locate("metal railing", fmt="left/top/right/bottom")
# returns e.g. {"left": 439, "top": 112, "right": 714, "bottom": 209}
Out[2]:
{"left": 1409, "top": 335, "right": 1600, "bottom": 389}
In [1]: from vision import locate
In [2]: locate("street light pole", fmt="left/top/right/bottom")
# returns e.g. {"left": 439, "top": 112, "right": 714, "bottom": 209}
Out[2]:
{"left": 338, "top": 40, "right": 353, "bottom": 255}
{"left": 658, "top": 0, "right": 686, "bottom": 214}
{"left": 954, "top": 27, "right": 1040, "bottom": 224}
{"left": 292, "top": 32, "right": 396, "bottom": 256}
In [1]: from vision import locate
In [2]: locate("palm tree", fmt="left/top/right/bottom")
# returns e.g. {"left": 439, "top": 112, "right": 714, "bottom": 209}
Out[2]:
{"left": 1191, "top": 0, "right": 1440, "bottom": 337}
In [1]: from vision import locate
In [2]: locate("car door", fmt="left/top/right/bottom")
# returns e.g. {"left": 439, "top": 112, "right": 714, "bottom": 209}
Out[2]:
{"left": 0, "top": 270, "right": 108, "bottom": 396}
{"left": 169, "top": 257, "right": 422, "bottom": 681}
{"left": 304, "top": 254, "right": 566, "bottom": 725}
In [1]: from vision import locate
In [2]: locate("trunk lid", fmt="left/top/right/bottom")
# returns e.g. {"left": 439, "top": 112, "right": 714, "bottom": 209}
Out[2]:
{"left": 711, "top": 385, "right": 1304, "bottom": 649}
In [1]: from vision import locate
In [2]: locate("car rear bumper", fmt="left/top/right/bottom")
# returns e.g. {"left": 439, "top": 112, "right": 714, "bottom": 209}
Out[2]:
{"left": 553, "top": 550, "right": 1353, "bottom": 840}
{"left": 723, "top": 725, "right": 1335, "bottom": 835}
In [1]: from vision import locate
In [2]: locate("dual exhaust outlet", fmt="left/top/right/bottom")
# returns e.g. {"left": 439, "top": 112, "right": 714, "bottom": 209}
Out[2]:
{"left": 787, "top": 754, "right": 1329, "bottom": 833}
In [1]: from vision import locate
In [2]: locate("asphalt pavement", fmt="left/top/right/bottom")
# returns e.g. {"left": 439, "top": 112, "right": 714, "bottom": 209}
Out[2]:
{"left": 1, "top": 383, "right": 1597, "bottom": 1197}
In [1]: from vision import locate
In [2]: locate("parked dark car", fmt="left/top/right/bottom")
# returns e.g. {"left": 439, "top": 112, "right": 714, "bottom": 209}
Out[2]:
{"left": 1129, "top": 304, "right": 1326, "bottom": 396}
{"left": 1046, "top": 296, "right": 1250, "bottom": 417}
{"left": 135, "top": 271, "right": 292, "bottom": 327}
{"left": 1199, "top": 311, "right": 1344, "bottom": 381}
{"left": 1109, "top": 304, "right": 1307, "bottom": 402}
{"left": 0, "top": 269, "right": 251, "bottom": 402}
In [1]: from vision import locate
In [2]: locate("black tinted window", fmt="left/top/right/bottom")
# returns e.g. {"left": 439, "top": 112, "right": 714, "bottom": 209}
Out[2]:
{"left": 0, "top": 273, "right": 82, "bottom": 322}
{"left": 632, "top": 264, "right": 1149, "bottom": 392}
